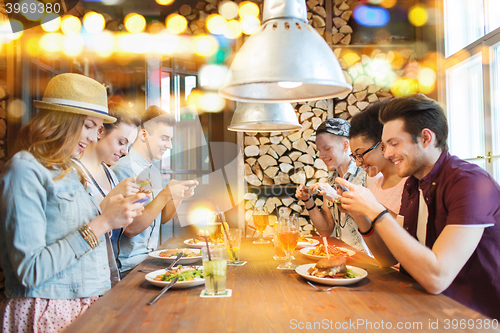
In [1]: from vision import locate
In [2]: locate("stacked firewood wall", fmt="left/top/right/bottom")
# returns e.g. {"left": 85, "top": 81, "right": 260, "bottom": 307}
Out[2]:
{"left": 170, "top": 1, "right": 416, "bottom": 236}
{"left": 243, "top": 47, "right": 416, "bottom": 237}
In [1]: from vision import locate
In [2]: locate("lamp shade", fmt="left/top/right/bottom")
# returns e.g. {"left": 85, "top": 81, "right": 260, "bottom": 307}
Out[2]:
{"left": 227, "top": 102, "right": 302, "bottom": 132}
{"left": 219, "top": 0, "right": 352, "bottom": 103}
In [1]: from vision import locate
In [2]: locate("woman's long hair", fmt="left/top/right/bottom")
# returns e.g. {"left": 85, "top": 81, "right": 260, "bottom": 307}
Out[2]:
{"left": 12, "top": 109, "right": 86, "bottom": 183}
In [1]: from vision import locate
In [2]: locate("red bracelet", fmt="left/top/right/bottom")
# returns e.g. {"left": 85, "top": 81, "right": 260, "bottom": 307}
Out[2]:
{"left": 358, "top": 209, "right": 389, "bottom": 237}
{"left": 358, "top": 225, "right": 374, "bottom": 237}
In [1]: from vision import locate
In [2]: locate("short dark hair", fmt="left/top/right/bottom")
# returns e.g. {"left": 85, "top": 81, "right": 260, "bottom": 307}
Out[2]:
{"left": 104, "top": 101, "right": 141, "bottom": 132}
{"left": 379, "top": 94, "right": 449, "bottom": 151}
{"left": 349, "top": 100, "right": 390, "bottom": 142}
{"left": 142, "top": 105, "right": 175, "bottom": 133}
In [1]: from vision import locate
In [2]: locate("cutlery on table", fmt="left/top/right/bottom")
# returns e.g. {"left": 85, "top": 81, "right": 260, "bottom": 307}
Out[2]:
{"left": 307, "top": 281, "right": 372, "bottom": 292}
{"left": 147, "top": 277, "right": 179, "bottom": 305}
{"left": 139, "top": 252, "right": 184, "bottom": 273}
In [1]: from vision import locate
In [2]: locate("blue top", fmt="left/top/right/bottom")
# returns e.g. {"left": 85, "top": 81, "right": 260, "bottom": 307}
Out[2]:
{"left": 111, "top": 148, "right": 164, "bottom": 272}
{"left": 0, "top": 151, "right": 112, "bottom": 299}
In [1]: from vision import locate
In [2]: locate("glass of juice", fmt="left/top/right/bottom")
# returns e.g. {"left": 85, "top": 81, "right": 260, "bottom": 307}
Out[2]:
{"left": 223, "top": 228, "right": 242, "bottom": 263}
{"left": 252, "top": 206, "right": 270, "bottom": 244}
{"left": 277, "top": 215, "right": 299, "bottom": 270}
{"left": 202, "top": 246, "right": 227, "bottom": 295}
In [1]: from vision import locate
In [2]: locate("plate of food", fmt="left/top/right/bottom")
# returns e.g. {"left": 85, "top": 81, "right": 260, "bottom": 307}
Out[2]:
{"left": 295, "top": 257, "right": 367, "bottom": 286}
{"left": 296, "top": 236, "right": 320, "bottom": 249}
{"left": 148, "top": 248, "right": 202, "bottom": 264}
{"left": 300, "top": 244, "right": 356, "bottom": 260}
{"left": 145, "top": 266, "right": 205, "bottom": 289}
{"left": 183, "top": 238, "right": 216, "bottom": 248}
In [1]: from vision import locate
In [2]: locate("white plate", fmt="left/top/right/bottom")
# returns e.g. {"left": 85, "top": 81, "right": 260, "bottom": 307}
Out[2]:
{"left": 300, "top": 246, "right": 356, "bottom": 261}
{"left": 296, "top": 238, "right": 320, "bottom": 249}
{"left": 295, "top": 264, "right": 368, "bottom": 286}
{"left": 145, "top": 267, "right": 205, "bottom": 289}
{"left": 183, "top": 239, "right": 215, "bottom": 248}
{"left": 148, "top": 249, "right": 202, "bottom": 264}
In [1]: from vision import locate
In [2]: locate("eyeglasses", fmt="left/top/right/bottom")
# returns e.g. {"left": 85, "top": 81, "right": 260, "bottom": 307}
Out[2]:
{"left": 350, "top": 142, "right": 380, "bottom": 163}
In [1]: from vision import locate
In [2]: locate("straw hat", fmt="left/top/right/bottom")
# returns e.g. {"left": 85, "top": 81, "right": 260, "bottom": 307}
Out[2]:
{"left": 33, "top": 73, "right": 116, "bottom": 123}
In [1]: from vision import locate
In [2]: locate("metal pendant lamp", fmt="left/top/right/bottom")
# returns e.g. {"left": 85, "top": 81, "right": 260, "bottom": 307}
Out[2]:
{"left": 227, "top": 102, "right": 302, "bottom": 132}
{"left": 219, "top": 0, "right": 352, "bottom": 103}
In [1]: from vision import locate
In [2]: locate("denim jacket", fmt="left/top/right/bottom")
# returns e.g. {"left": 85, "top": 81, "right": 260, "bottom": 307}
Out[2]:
{"left": 0, "top": 151, "right": 112, "bottom": 299}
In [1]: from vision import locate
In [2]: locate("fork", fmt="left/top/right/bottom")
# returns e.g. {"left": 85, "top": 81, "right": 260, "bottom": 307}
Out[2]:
{"left": 138, "top": 252, "right": 184, "bottom": 273}
{"left": 307, "top": 281, "right": 372, "bottom": 292}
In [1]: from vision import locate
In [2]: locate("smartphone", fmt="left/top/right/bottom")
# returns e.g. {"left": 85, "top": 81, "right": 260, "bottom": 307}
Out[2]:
{"left": 134, "top": 196, "right": 150, "bottom": 204}
{"left": 334, "top": 183, "right": 349, "bottom": 194}
{"left": 136, "top": 179, "right": 153, "bottom": 192}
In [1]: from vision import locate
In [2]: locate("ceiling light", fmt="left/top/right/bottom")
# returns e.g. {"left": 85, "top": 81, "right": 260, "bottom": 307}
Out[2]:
{"left": 227, "top": 102, "right": 302, "bottom": 132}
{"left": 219, "top": 0, "right": 352, "bottom": 103}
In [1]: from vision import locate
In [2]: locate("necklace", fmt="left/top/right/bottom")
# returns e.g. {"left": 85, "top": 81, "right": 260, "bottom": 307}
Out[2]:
{"left": 73, "top": 159, "right": 111, "bottom": 198}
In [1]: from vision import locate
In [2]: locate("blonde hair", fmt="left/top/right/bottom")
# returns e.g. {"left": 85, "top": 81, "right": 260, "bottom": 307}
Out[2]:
{"left": 13, "top": 109, "right": 86, "bottom": 183}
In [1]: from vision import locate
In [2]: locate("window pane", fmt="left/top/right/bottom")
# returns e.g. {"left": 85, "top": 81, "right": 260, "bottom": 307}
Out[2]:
{"left": 446, "top": 53, "right": 485, "bottom": 167}
{"left": 160, "top": 72, "right": 170, "bottom": 113}
{"left": 491, "top": 44, "right": 500, "bottom": 182}
{"left": 485, "top": 0, "right": 500, "bottom": 34}
{"left": 444, "top": 0, "right": 484, "bottom": 57}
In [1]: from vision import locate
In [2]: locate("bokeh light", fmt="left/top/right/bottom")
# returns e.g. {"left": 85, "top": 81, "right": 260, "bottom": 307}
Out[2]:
{"left": 391, "top": 78, "right": 419, "bottom": 97}
{"left": 39, "top": 32, "right": 63, "bottom": 53}
{"left": 61, "top": 15, "right": 81, "bottom": 35}
{"left": 20, "top": 0, "right": 44, "bottom": 21}
{"left": 353, "top": 5, "right": 390, "bottom": 27}
{"left": 206, "top": 14, "right": 227, "bottom": 35}
{"left": 408, "top": 5, "right": 428, "bottom": 27}
{"left": 193, "top": 34, "right": 219, "bottom": 57}
{"left": 63, "top": 34, "right": 84, "bottom": 56}
{"left": 1, "top": 20, "right": 24, "bottom": 41}
{"left": 206, "top": 46, "right": 233, "bottom": 64}
{"left": 117, "top": 33, "right": 151, "bottom": 53}
{"left": 186, "top": 89, "right": 204, "bottom": 109}
{"left": 153, "top": 32, "right": 179, "bottom": 54}
{"left": 83, "top": 12, "right": 105, "bottom": 34}
{"left": 219, "top": 1, "right": 239, "bottom": 19}
{"left": 343, "top": 52, "right": 361, "bottom": 67}
{"left": 199, "top": 64, "right": 229, "bottom": 90}
{"left": 92, "top": 31, "right": 115, "bottom": 57}
{"left": 156, "top": 0, "right": 174, "bottom": 5}
{"left": 417, "top": 67, "right": 436, "bottom": 94}
{"left": 390, "top": 51, "right": 405, "bottom": 68}
{"left": 199, "top": 92, "right": 226, "bottom": 112}
{"left": 241, "top": 16, "right": 260, "bottom": 35}
{"left": 124, "top": 13, "right": 146, "bottom": 33}
{"left": 366, "top": 59, "right": 392, "bottom": 79}
{"left": 7, "top": 99, "right": 27, "bottom": 119}
{"left": 41, "top": 13, "right": 61, "bottom": 32}
{"left": 239, "top": 1, "right": 260, "bottom": 18}
{"left": 166, "top": 14, "right": 187, "bottom": 34}
{"left": 380, "top": 0, "right": 397, "bottom": 8}
{"left": 223, "top": 20, "right": 242, "bottom": 39}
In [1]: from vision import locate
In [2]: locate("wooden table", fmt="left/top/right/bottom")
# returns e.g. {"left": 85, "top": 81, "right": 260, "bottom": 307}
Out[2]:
{"left": 68, "top": 237, "right": 494, "bottom": 333}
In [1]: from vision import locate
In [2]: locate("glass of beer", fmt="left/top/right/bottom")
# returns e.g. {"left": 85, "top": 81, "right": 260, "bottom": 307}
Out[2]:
{"left": 252, "top": 207, "right": 270, "bottom": 244}
{"left": 277, "top": 215, "right": 299, "bottom": 269}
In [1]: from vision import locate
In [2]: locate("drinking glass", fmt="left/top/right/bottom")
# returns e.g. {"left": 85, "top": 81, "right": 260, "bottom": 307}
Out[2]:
{"left": 277, "top": 215, "right": 299, "bottom": 269}
{"left": 202, "top": 246, "right": 227, "bottom": 295}
{"left": 223, "top": 228, "right": 243, "bottom": 263}
{"left": 252, "top": 207, "right": 270, "bottom": 244}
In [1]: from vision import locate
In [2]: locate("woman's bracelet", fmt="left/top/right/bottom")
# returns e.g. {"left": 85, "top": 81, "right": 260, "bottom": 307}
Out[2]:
{"left": 358, "top": 209, "right": 390, "bottom": 238}
{"left": 79, "top": 224, "right": 100, "bottom": 249}
{"left": 305, "top": 197, "right": 316, "bottom": 211}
